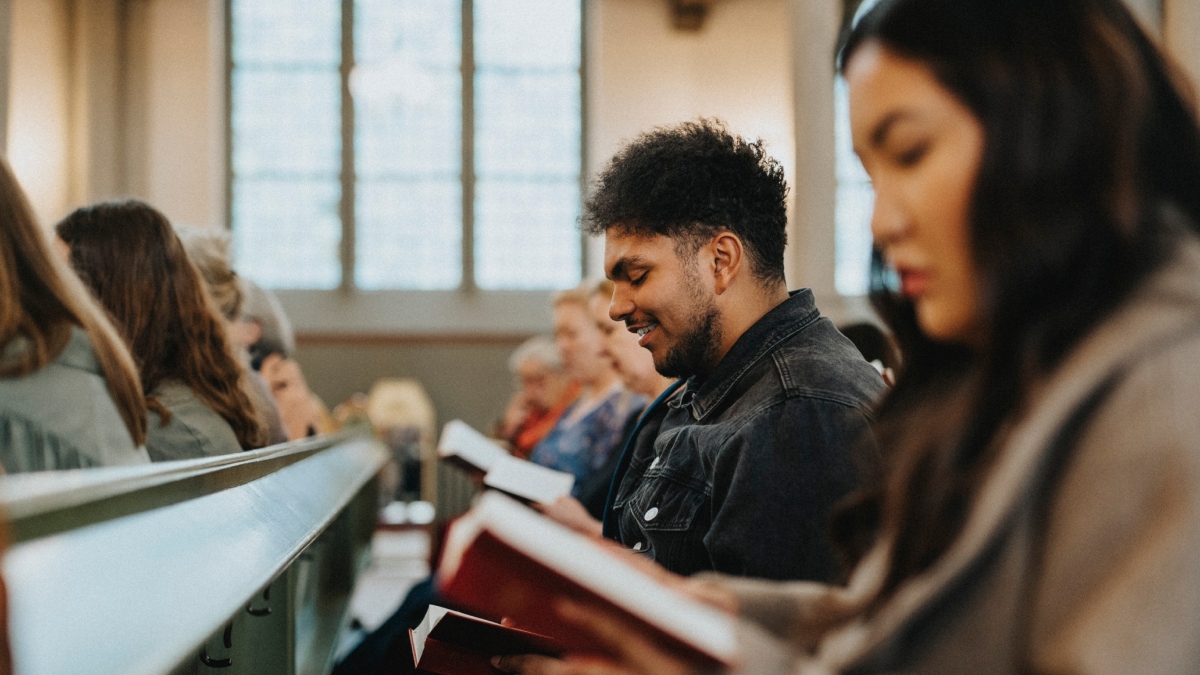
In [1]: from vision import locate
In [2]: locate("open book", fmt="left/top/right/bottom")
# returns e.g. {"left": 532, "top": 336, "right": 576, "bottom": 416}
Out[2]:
{"left": 437, "top": 420, "right": 510, "bottom": 473}
{"left": 409, "top": 605, "right": 561, "bottom": 675}
{"left": 436, "top": 492, "right": 739, "bottom": 669}
{"left": 437, "top": 420, "right": 575, "bottom": 504}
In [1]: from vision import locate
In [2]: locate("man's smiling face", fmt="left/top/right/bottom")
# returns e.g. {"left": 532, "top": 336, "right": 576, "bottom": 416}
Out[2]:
{"left": 604, "top": 227, "right": 721, "bottom": 379}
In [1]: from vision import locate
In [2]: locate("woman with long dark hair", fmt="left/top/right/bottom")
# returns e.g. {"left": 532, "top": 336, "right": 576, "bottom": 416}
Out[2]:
{"left": 0, "top": 162, "right": 148, "bottom": 471}
{"left": 495, "top": 0, "right": 1200, "bottom": 673}
{"left": 58, "top": 201, "right": 267, "bottom": 460}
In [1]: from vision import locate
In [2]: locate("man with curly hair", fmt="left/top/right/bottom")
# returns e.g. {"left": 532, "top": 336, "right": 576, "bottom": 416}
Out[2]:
{"left": 591, "top": 119, "right": 883, "bottom": 582}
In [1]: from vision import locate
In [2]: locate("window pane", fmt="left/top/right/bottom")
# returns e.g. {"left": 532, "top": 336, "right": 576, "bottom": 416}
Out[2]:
{"left": 232, "top": 0, "right": 340, "bottom": 67}
{"left": 355, "top": 74, "right": 460, "bottom": 177}
{"left": 356, "top": 0, "right": 459, "bottom": 68}
{"left": 476, "top": 0, "right": 580, "bottom": 70}
{"left": 476, "top": 71, "right": 580, "bottom": 178}
{"left": 233, "top": 179, "right": 342, "bottom": 289}
{"left": 230, "top": 0, "right": 342, "bottom": 289}
{"left": 357, "top": 180, "right": 462, "bottom": 290}
{"left": 475, "top": 180, "right": 580, "bottom": 289}
{"left": 354, "top": 0, "right": 462, "bottom": 289}
{"left": 474, "top": 0, "right": 581, "bottom": 289}
{"left": 232, "top": 70, "right": 341, "bottom": 177}
{"left": 834, "top": 77, "right": 874, "bottom": 296}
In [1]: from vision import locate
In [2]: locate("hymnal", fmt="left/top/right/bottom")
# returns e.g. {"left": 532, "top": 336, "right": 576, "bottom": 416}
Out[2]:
{"left": 437, "top": 492, "right": 738, "bottom": 669}
{"left": 437, "top": 420, "right": 510, "bottom": 473}
{"left": 482, "top": 455, "right": 575, "bottom": 505}
{"left": 409, "top": 605, "right": 561, "bottom": 675}
{"left": 438, "top": 420, "right": 575, "bottom": 504}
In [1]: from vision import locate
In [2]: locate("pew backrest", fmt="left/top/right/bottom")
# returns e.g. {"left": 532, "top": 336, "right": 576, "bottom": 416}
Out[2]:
{"left": 0, "top": 432, "right": 388, "bottom": 675}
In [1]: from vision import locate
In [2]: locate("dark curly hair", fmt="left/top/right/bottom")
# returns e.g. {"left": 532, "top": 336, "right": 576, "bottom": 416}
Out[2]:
{"left": 583, "top": 119, "right": 789, "bottom": 285}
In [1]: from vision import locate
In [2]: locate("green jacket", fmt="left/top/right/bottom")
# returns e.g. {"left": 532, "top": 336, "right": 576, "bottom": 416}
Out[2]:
{"left": 0, "top": 328, "right": 149, "bottom": 472}
{"left": 146, "top": 381, "right": 243, "bottom": 461}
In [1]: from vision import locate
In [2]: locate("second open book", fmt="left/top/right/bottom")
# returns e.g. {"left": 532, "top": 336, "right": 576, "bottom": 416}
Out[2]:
{"left": 437, "top": 420, "right": 574, "bottom": 504}
{"left": 435, "top": 492, "right": 739, "bottom": 669}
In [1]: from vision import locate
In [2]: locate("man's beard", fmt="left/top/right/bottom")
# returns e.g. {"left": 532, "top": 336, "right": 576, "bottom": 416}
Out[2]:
{"left": 656, "top": 296, "right": 722, "bottom": 379}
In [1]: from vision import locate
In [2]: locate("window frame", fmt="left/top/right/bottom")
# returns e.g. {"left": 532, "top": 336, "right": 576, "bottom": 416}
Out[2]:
{"left": 223, "top": 0, "right": 589, "bottom": 335}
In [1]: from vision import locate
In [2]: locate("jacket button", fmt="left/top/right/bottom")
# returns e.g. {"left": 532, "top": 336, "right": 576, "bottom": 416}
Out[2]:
{"left": 633, "top": 542, "right": 643, "bottom": 551}
{"left": 644, "top": 507, "right": 659, "bottom": 522}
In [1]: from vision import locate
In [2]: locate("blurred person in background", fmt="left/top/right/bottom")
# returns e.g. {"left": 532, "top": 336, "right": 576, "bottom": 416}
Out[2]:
{"left": 0, "top": 161, "right": 149, "bottom": 471}
{"left": 496, "top": 335, "right": 581, "bottom": 459}
{"left": 240, "top": 277, "right": 333, "bottom": 440}
{"left": 175, "top": 224, "right": 287, "bottom": 446}
{"left": 838, "top": 321, "right": 900, "bottom": 386}
{"left": 58, "top": 201, "right": 267, "bottom": 460}
{"left": 529, "top": 284, "right": 647, "bottom": 493}
{"left": 538, "top": 280, "right": 677, "bottom": 536}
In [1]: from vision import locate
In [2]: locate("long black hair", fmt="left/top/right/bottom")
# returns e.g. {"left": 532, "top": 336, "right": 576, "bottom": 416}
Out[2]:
{"left": 833, "top": 0, "right": 1200, "bottom": 595}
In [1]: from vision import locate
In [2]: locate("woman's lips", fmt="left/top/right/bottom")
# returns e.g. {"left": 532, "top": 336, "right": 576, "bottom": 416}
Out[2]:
{"left": 898, "top": 269, "right": 930, "bottom": 298}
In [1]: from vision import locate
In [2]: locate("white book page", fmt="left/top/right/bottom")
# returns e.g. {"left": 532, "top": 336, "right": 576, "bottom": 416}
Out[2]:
{"left": 437, "top": 420, "right": 510, "bottom": 472}
{"left": 455, "top": 492, "right": 738, "bottom": 664}
{"left": 483, "top": 456, "right": 575, "bottom": 505}
{"left": 411, "top": 605, "right": 450, "bottom": 662}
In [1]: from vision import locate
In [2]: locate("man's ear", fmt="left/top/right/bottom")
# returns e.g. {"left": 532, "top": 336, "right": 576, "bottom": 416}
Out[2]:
{"left": 710, "top": 232, "right": 744, "bottom": 295}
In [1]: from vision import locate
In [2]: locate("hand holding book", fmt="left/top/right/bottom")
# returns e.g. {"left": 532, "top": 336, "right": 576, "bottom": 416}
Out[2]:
{"left": 490, "top": 598, "right": 699, "bottom": 675}
{"left": 437, "top": 493, "right": 741, "bottom": 672}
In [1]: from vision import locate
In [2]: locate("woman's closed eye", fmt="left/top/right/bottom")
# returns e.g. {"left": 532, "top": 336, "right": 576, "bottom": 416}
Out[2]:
{"left": 894, "top": 141, "right": 930, "bottom": 167}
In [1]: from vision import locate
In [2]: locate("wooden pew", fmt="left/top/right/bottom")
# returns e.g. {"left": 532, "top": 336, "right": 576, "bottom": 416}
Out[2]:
{"left": 0, "top": 432, "right": 388, "bottom": 675}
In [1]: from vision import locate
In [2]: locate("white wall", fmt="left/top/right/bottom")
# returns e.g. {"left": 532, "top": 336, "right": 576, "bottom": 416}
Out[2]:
{"left": 586, "top": 0, "right": 795, "bottom": 279}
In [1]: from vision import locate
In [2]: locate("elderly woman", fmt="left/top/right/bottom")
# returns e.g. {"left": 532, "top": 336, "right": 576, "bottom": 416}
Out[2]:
{"left": 497, "top": 335, "right": 580, "bottom": 459}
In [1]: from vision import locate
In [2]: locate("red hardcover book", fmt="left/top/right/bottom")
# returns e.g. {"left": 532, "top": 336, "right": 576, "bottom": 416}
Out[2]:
{"left": 409, "top": 605, "right": 561, "bottom": 675}
{"left": 436, "top": 493, "right": 739, "bottom": 670}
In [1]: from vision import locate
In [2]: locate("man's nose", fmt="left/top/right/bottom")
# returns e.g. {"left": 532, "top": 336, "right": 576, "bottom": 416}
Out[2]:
{"left": 609, "top": 288, "right": 634, "bottom": 322}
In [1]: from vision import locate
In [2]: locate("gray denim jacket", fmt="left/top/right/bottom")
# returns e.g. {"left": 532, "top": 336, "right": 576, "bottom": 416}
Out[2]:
{"left": 603, "top": 290, "right": 884, "bottom": 582}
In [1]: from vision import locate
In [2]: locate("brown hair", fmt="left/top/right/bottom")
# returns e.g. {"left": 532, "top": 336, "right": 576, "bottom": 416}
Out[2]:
{"left": 0, "top": 162, "right": 147, "bottom": 445}
{"left": 57, "top": 201, "right": 266, "bottom": 450}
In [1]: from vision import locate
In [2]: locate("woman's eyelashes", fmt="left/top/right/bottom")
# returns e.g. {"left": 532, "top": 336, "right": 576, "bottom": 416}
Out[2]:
{"left": 895, "top": 140, "right": 930, "bottom": 167}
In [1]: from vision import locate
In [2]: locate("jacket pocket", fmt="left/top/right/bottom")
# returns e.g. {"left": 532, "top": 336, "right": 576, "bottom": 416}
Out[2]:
{"left": 623, "top": 473, "right": 707, "bottom": 533}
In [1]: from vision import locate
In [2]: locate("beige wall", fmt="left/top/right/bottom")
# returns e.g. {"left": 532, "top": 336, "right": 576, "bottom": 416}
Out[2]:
{"left": 7, "top": 0, "right": 71, "bottom": 228}
{"left": 586, "top": 0, "right": 794, "bottom": 278}
{"left": 141, "top": 0, "right": 224, "bottom": 229}
{"left": 5, "top": 0, "right": 221, "bottom": 229}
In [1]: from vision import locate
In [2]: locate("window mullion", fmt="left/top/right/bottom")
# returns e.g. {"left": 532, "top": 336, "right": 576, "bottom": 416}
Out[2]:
{"left": 339, "top": 0, "right": 357, "bottom": 292}
{"left": 578, "top": 0, "right": 588, "bottom": 279}
{"left": 460, "top": 0, "right": 476, "bottom": 291}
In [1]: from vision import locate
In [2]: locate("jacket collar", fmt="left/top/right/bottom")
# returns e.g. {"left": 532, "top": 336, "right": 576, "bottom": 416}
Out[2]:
{"left": 670, "top": 289, "right": 820, "bottom": 422}
{"left": 821, "top": 236, "right": 1200, "bottom": 668}
{"left": 1, "top": 327, "right": 99, "bottom": 375}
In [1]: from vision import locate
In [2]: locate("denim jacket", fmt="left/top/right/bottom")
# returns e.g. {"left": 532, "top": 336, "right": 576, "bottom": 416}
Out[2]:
{"left": 602, "top": 290, "right": 884, "bottom": 582}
